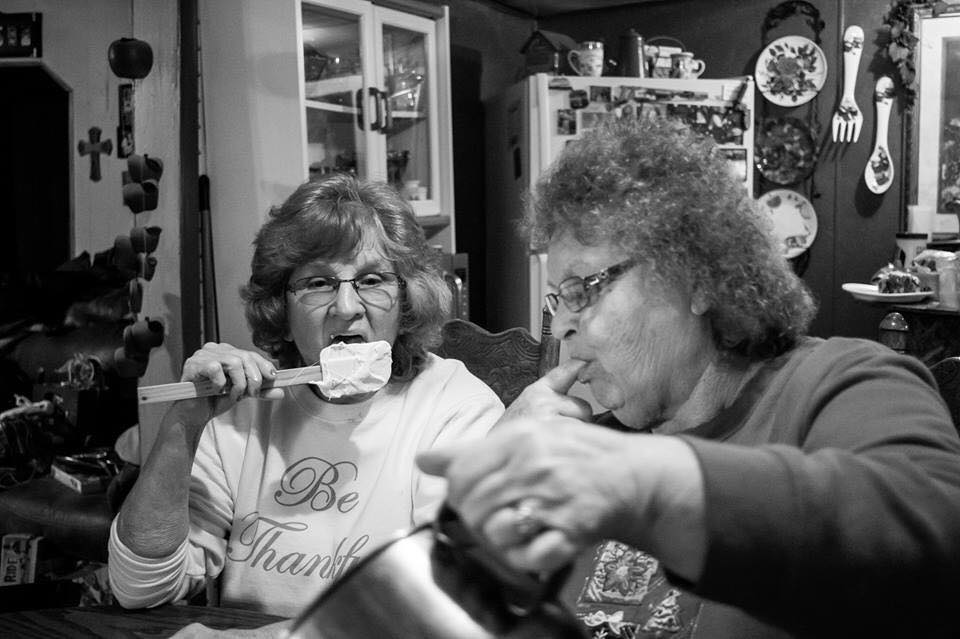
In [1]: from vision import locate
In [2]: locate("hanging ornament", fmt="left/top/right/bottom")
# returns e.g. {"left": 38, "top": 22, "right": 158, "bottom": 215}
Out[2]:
{"left": 108, "top": 37, "right": 153, "bottom": 79}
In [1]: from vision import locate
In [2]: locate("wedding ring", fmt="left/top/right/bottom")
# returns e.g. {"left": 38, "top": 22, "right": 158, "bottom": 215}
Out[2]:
{"left": 512, "top": 499, "right": 542, "bottom": 538}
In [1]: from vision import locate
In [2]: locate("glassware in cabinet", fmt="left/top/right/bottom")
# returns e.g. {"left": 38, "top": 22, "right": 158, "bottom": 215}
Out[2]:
{"left": 299, "top": 0, "right": 453, "bottom": 246}
{"left": 382, "top": 23, "right": 431, "bottom": 203}
{"left": 301, "top": 3, "right": 368, "bottom": 181}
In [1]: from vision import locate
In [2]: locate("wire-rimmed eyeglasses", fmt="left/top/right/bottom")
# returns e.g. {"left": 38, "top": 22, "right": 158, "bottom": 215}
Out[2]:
{"left": 544, "top": 258, "right": 637, "bottom": 316}
{"left": 287, "top": 272, "right": 405, "bottom": 309}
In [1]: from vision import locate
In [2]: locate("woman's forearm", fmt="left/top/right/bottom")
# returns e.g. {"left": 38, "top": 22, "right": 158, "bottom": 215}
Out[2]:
{"left": 623, "top": 435, "right": 707, "bottom": 583}
{"left": 116, "top": 416, "right": 206, "bottom": 558}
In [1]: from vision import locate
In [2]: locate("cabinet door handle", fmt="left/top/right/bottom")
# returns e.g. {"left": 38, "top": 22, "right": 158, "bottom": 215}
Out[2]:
{"left": 355, "top": 88, "right": 381, "bottom": 131}
{"left": 370, "top": 87, "right": 382, "bottom": 131}
{"left": 379, "top": 89, "right": 392, "bottom": 134}
{"left": 355, "top": 88, "right": 365, "bottom": 130}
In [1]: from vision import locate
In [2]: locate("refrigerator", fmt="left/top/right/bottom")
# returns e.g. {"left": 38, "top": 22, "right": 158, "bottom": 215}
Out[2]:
{"left": 484, "top": 72, "right": 756, "bottom": 335}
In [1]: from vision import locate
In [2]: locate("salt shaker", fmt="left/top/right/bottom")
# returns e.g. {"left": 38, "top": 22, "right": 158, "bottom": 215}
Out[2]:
{"left": 879, "top": 312, "right": 909, "bottom": 354}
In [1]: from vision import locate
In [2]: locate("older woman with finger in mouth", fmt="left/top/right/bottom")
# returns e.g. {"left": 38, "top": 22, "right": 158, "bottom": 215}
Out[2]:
{"left": 418, "top": 117, "right": 960, "bottom": 639}
{"left": 108, "top": 173, "right": 503, "bottom": 620}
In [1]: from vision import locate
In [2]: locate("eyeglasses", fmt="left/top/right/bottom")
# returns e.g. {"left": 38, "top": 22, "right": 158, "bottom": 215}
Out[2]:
{"left": 287, "top": 272, "right": 405, "bottom": 309}
{"left": 544, "top": 258, "right": 637, "bottom": 315}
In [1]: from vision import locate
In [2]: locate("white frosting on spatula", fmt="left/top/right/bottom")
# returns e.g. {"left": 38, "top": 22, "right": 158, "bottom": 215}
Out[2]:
{"left": 312, "top": 340, "right": 392, "bottom": 399}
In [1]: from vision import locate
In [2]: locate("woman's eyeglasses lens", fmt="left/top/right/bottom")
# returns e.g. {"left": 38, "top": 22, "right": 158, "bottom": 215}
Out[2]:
{"left": 290, "top": 273, "right": 402, "bottom": 309}
{"left": 545, "top": 280, "right": 590, "bottom": 315}
{"left": 544, "top": 259, "right": 636, "bottom": 315}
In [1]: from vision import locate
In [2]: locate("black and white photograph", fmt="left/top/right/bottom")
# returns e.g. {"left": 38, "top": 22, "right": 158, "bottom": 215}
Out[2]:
{"left": 589, "top": 84, "right": 611, "bottom": 103}
{"left": 3, "top": 3, "right": 960, "bottom": 638}
{"left": 557, "top": 107, "right": 576, "bottom": 135}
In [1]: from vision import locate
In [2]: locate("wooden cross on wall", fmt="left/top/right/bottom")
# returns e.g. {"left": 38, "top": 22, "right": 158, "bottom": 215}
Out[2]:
{"left": 77, "top": 127, "right": 113, "bottom": 181}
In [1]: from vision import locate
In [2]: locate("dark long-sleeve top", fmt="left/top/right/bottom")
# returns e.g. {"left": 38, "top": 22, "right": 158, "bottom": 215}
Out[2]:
{"left": 568, "top": 337, "right": 960, "bottom": 639}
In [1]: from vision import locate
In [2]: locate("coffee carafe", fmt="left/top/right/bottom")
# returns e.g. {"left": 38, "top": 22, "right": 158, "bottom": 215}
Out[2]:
{"left": 286, "top": 504, "right": 587, "bottom": 639}
{"left": 618, "top": 29, "right": 646, "bottom": 78}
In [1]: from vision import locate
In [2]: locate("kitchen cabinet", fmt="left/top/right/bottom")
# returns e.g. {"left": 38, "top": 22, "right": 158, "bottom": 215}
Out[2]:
{"left": 199, "top": 0, "right": 455, "bottom": 352}
{"left": 300, "top": 0, "right": 454, "bottom": 247}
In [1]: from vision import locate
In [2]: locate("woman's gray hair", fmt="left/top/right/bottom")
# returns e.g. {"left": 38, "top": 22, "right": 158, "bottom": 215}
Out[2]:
{"left": 241, "top": 173, "right": 451, "bottom": 380}
{"left": 526, "top": 116, "right": 816, "bottom": 359}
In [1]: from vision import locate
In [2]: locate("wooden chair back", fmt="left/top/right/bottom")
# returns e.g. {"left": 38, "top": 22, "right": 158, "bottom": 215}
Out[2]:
{"left": 930, "top": 356, "right": 960, "bottom": 434}
{"left": 435, "top": 308, "right": 560, "bottom": 406}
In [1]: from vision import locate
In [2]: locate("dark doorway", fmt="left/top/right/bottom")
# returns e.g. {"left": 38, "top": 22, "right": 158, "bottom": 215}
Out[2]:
{"left": 450, "top": 45, "right": 486, "bottom": 326}
{"left": 0, "top": 64, "right": 70, "bottom": 322}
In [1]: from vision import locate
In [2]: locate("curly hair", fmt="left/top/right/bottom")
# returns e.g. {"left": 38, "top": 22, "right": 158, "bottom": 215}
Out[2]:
{"left": 527, "top": 116, "right": 817, "bottom": 360}
{"left": 241, "top": 173, "right": 451, "bottom": 380}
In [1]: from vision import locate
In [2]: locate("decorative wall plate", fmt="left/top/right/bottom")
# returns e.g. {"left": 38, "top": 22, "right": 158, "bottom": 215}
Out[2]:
{"left": 755, "top": 35, "right": 827, "bottom": 107}
{"left": 755, "top": 117, "right": 818, "bottom": 185}
{"left": 757, "top": 189, "right": 818, "bottom": 259}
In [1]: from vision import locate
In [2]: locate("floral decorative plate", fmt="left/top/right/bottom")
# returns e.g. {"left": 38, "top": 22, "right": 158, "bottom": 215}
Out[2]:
{"left": 757, "top": 189, "right": 818, "bottom": 259}
{"left": 755, "top": 117, "right": 818, "bottom": 185}
{"left": 755, "top": 35, "right": 827, "bottom": 107}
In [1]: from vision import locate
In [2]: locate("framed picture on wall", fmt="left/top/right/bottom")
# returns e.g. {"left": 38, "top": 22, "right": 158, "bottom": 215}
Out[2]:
{"left": 117, "top": 83, "right": 135, "bottom": 158}
{"left": 0, "top": 12, "right": 41, "bottom": 58}
{"left": 911, "top": 5, "right": 960, "bottom": 233}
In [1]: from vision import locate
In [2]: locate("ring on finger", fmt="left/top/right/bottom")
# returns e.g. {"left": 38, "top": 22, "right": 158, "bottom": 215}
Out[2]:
{"left": 512, "top": 499, "right": 543, "bottom": 538}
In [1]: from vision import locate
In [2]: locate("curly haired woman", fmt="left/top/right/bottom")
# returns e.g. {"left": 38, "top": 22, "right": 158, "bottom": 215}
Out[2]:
{"left": 420, "top": 117, "right": 960, "bottom": 638}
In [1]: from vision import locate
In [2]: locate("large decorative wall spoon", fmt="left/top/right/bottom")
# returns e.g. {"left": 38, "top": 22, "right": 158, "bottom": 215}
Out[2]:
{"left": 864, "top": 76, "right": 895, "bottom": 194}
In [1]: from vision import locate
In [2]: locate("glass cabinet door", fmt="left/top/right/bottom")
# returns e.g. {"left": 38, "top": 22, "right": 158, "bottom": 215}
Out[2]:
{"left": 382, "top": 24, "right": 430, "bottom": 203}
{"left": 299, "top": 1, "right": 450, "bottom": 222}
{"left": 301, "top": 3, "right": 370, "bottom": 181}
{"left": 375, "top": 8, "right": 442, "bottom": 217}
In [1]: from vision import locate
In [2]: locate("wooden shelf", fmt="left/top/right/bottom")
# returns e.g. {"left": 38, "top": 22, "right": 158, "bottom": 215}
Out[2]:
{"left": 305, "top": 99, "right": 358, "bottom": 115}
{"left": 391, "top": 110, "right": 425, "bottom": 120}
{"left": 305, "top": 74, "right": 362, "bottom": 98}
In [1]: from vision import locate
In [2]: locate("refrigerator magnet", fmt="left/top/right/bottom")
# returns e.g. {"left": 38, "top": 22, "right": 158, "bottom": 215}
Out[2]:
{"left": 589, "top": 86, "right": 611, "bottom": 103}
{"left": 557, "top": 109, "right": 577, "bottom": 135}
{"left": 569, "top": 89, "right": 588, "bottom": 109}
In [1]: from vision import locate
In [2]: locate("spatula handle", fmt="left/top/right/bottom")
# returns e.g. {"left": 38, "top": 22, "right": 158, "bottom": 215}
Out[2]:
{"left": 138, "top": 365, "right": 324, "bottom": 404}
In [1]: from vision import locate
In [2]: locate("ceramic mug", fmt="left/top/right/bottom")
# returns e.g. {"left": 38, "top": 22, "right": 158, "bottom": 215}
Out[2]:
{"left": 895, "top": 232, "right": 928, "bottom": 268}
{"left": 122, "top": 180, "right": 159, "bottom": 214}
{"left": 124, "top": 317, "right": 165, "bottom": 353}
{"left": 568, "top": 41, "right": 604, "bottom": 77}
{"left": 131, "top": 225, "right": 163, "bottom": 254}
{"left": 113, "top": 345, "right": 148, "bottom": 378}
{"left": 670, "top": 51, "right": 705, "bottom": 79}
{"left": 127, "top": 153, "right": 164, "bottom": 182}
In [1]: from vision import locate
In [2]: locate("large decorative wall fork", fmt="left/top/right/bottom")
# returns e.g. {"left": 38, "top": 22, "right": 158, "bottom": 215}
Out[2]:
{"left": 831, "top": 25, "right": 864, "bottom": 143}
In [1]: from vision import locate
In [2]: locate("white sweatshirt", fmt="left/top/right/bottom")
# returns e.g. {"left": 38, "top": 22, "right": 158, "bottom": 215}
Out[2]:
{"left": 109, "top": 355, "right": 503, "bottom": 617}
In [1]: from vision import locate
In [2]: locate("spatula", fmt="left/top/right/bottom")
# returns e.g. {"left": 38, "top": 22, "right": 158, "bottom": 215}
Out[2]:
{"left": 138, "top": 365, "right": 324, "bottom": 404}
